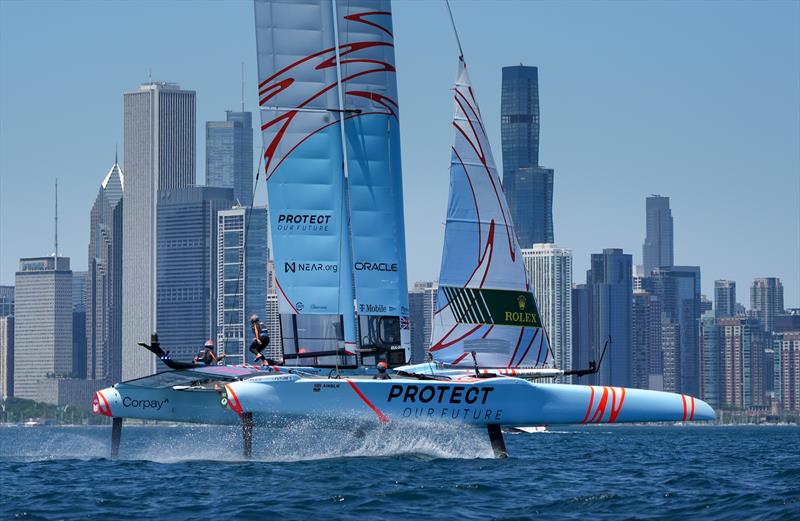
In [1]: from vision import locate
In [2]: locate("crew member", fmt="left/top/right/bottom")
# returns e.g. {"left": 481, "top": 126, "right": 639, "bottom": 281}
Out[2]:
{"left": 249, "top": 314, "right": 271, "bottom": 364}
{"left": 373, "top": 361, "right": 391, "bottom": 380}
{"left": 193, "top": 339, "right": 221, "bottom": 365}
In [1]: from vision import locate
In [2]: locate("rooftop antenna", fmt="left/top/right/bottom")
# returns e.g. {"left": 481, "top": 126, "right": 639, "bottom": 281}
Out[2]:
{"left": 241, "top": 62, "right": 245, "bottom": 112}
{"left": 444, "top": 0, "right": 464, "bottom": 60}
{"left": 54, "top": 178, "right": 58, "bottom": 258}
{"left": 115, "top": 143, "right": 118, "bottom": 164}
{"left": 148, "top": 67, "right": 152, "bottom": 83}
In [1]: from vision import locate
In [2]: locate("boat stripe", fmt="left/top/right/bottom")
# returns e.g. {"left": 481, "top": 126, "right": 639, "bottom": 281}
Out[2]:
{"left": 225, "top": 384, "right": 244, "bottom": 417}
{"left": 690, "top": 396, "right": 695, "bottom": 421}
{"left": 581, "top": 386, "right": 595, "bottom": 424}
{"left": 681, "top": 395, "right": 688, "bottom": 421}
{"left": 97, "top": 391, "right": 112, "bottom": 417}
{"left": 346, "top": 380, "right": 388, "bottom": 424}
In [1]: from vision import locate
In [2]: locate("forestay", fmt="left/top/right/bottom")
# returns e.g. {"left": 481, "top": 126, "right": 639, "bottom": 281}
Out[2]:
{"left": 429, "top": 57, "right": 553, "bottom": 369}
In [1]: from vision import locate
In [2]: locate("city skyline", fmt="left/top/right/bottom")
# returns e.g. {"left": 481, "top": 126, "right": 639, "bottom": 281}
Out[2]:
{"left": 1, "top": 1, "right": 798, "bottom": 306}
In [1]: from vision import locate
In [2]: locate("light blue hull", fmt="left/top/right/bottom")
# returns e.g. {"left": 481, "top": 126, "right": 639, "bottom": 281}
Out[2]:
{"left": 95, "top": 372, "right": 714, "bottom": 427}
{"left": 222, "top": 375, "right": 714, "bottom": 427}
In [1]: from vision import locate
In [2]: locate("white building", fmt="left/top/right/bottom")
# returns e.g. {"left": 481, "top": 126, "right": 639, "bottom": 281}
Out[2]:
{"left": 216, "top": 206, "right": 271, "bottom": 364}
{"left": 408, "top": 281, "right": 438, "bottom": 363}
{"left": 122, "top": 82, "right": 196, "bottom": 380}
{"left": 14, "top": 257, "right": 73, "bottom": 404}
{"left": 522, "top": 244, "right": 573, "bottom": 381}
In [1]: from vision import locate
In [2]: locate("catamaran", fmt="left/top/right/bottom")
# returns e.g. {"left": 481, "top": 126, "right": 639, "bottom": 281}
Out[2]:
{"left": 92, "top": 0, "right": 714, "bottom": 459}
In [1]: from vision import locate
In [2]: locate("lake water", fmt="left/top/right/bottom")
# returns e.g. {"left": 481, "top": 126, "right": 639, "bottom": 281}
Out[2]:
{"left": 1, "top": 424, "right": 798, "bottom": 520}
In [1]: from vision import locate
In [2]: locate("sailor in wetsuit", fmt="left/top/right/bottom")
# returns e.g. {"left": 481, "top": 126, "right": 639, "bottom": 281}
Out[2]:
{"left": 248, "top": 314, "right": 271, "bottom": 365}
{"left": 193, "top": 339, "right": 221, "bottom": 365}
{"left": 373, "top": 361, "right": 391, "bottom": 380}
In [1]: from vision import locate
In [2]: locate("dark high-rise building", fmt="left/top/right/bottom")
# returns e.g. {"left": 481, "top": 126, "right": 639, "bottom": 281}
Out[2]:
{"left": 206, "top": 111, "right": 253, "bottom": 206}
{"left": 750, "top": 277, "right": 784, "bottom": 333}
{"left": 583, "top": 249, "right": 633, "bottom": 387}
{"left": 699, "top": 311, "right": 722, "bottom": 408}
{"left": 122, "top": 81, "right": 196, "bottom": 380}
{"left": 71, "top": 271, "right": 88, "bottom": 379}
{"left": 501, "top": 65, "right": 554, "bottom": 247}
{"left": 571, "top": 284, "right": 591, "bottom": 380}
{"left": 87, "top": 159, "right": 124, "bottom": 385}
{"left": 0, "top": 286, "right": 13, "bottom": 317}
{"left": 156, "top": 186, "right": 234, "bottom": 360}
{"left": 0, "top": 316, "right": 13, "bottom": 399}
{"left": 714, "top": 280, "right": 736, "bottom": 319}
{"left": 642, "top": 195, "right": 673, "bottom": 275}
{"left": 644, "top": 266, "right": 701, "bottom": 396}
{"left": 632, "top": 291, "right": 662, "bottom": 391}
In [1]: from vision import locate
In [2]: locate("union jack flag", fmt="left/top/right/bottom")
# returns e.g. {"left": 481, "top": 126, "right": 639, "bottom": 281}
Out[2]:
{"left": 400, "top": 316, "right": 409, "bottom": 330}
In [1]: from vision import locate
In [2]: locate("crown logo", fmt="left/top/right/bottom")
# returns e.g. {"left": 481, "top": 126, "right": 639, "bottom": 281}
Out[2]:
{"left": 517, "top": 294, "right": 526, "bottom": 311}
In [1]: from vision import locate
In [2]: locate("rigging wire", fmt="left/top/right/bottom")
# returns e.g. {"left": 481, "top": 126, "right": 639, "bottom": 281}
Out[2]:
{"left": 444, "top": 0, "right": 464, "bottom": 60}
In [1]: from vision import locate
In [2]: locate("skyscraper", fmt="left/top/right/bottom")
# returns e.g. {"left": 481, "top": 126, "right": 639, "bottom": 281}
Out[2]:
{"left": 522, "top": 244, "right": 572, "bottom": 379}
{"left": 408, "top": 281, "right": 438, "bottom": 364}
{"left": 750, "top": 277, "right": 784, "bottom": 333}
{"left": 642, "top": 195, "right": 673, "bottom": 275}
{"left": 13, "top": 257, "right": 73, "bottom": 404}
{"left": 217, "top": 206, "right": 268, "bottom": 363}
{"left": 571, "top": 284, "right": 591, "bottom": 381}
{"left": 206, "top": 111, "right": 253, "bottom": 206}
{"left": 501, "top": 65, "right": 554, "bottom": 247}
{"left": 699, "top": 311, "right": 722, "bottom": 408}
{"left": 0, "top": 316, "right": 13, "bottom": 399}
{"left": 87, "top": 159, "right": 124, "bottom": 385}
{"left": 0, "top": 286, "right": 13, "bottom": 316}
{"left": 71, "top": 271, "right": 88, "bottom": 379}
{"left": 720, "top": 316, "right": 766, "bottom": 408}
{"left": 581, "top": 248, "right": 633, "bottom": 387}
{"left": 156, "top": 186, "right": 234, "bottom": 360}
{"left": 632, "top": 291, "right": 662, "bottom": 391}
{"left": 773, "top": 331, "right": 800, "bottom": 412}
{"left": 644, "top": 266, "right": 701, "bottom": 396}
{"left": 714, "top": 280, "right": 736, "bottom": 319}
{"left": 122, "top": 82, "right": 195, "bottom": 380}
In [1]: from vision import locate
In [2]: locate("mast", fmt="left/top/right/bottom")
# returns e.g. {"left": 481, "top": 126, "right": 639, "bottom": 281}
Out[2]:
{"left": 330, "top": 0, "right": 358, "bottom": 351}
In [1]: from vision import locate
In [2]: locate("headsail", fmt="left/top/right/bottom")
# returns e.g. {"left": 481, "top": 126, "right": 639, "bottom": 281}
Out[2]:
{"left": 429, "top": 57, "right": 553, "bottom": 369}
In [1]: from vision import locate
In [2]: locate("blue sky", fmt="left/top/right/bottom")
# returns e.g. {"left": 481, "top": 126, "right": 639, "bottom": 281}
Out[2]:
{"left": 1, "top": 0, "right": 798, "bottom": 306}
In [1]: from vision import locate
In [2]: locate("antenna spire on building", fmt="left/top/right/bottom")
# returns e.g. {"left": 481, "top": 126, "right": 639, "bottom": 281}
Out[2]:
{"left": 241, "top": 62, "right": 245, "bottom": 112}
{"left": 115, "top": 143, "right": 118, "bottom": 164}
{"left": 54, "top": 178, "right": 58, "bottom": 257}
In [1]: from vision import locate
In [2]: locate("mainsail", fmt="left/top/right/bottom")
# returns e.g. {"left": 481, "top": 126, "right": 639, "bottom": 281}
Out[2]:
{"left": 429, "top": 57, "right": 553, "bottom": 369}
{"left": 254, "top": 0, "right": 409, "bottom": 360}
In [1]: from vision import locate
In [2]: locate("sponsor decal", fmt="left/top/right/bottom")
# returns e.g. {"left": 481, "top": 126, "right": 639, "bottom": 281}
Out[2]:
{"left": 354, "top": 262, "right": 398, "bottom": 272}
{"left": 121, "top": 396, "right": 169, "bottom": 411}
{"left": 387, "top": 384, "right": 502, "bottom": 422}
{"left": 276, "top": 213, "right": 332, "bottom": 233}
{"left": 284, "top": 262, "right": 338, "bottom": 274}
{"left": 359, "top": 303, "right": 388, "bottom": 313}
{"left": 387, "top": 384, "right": 494, "bottom": 405}
{"left": 313, "top": 382, "right": 341, "bottom": 393}
{"left": 295, "top": 302, "right": 304, "bottom": 311}
{"left": 440, "top": 286, "right": 543, "bottom": 327}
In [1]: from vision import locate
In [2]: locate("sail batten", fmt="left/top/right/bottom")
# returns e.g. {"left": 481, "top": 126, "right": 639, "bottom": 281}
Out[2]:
{"left": 430, "top": 58, "right": 553, "bottom": 369}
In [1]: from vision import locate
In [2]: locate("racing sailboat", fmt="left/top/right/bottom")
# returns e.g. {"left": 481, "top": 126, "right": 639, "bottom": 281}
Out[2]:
{"left": 92, "top": 0, "right": 714, "bottom": 459}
